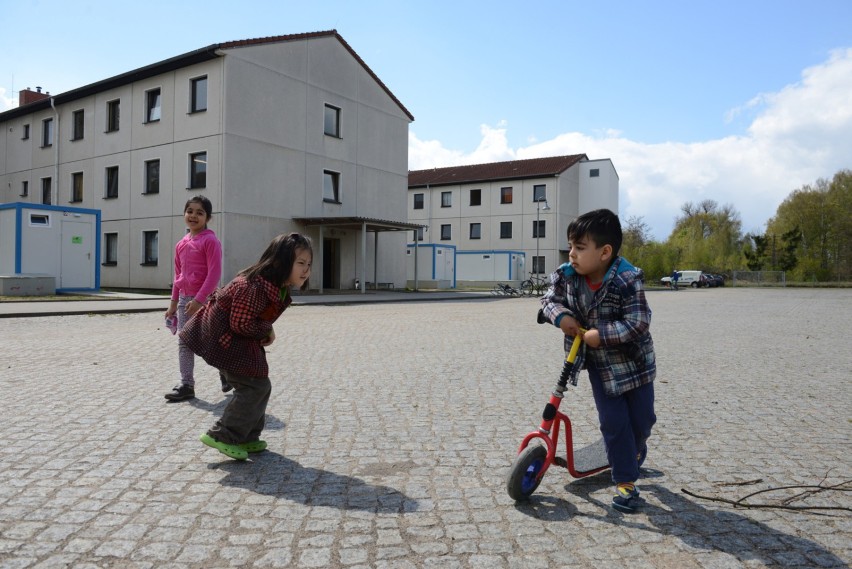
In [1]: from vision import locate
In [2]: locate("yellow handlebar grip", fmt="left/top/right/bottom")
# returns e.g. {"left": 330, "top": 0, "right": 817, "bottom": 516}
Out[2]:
{"left": 566, "top": 330, "right": 585, "bottom": 364}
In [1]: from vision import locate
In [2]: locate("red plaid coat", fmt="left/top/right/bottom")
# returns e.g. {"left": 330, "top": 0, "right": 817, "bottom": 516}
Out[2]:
{"left": 180, "top": 275, "right": 292, "bottom": 378}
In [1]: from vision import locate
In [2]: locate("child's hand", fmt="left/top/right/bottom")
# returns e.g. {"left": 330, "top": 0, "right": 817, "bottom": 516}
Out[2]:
{"left": 559, "top": 315, "right": 582, "bottom": 337}
{"left": 185, "top": 299, "right": 203, "bottom": 316}
{"left": 583, "top": 328, "right": 601, "bottom": 348}
{"left": 260, "top": 329, "right": 276, "bottom": 347}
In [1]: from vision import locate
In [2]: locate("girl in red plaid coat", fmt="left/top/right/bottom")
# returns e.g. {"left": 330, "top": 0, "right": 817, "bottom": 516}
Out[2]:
{"left": 181, "top": 233, "right": 312, "bottom": 461}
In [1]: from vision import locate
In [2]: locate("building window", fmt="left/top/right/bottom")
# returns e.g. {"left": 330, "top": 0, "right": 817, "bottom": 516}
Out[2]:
{"left": 145, "top": 160, "right": 160, "bottom": 194}
{"left": 190, "top": 76, "right": 207, "bottom": 113}
{"left": 324, "top": 104, "right": 340, "bottom": 137}
{"left": 142, "top": 230, "right": 158, "bottom": 265}
{"left": 470, "top": 189, "right": 481, "bottom": 206}
{"left": 533, "top": 184, "right": 546, "bottom": 202}
{"left": 41, "top": 178, "right": 52, "bottom": 205}
{"left": 323, "top": 170, "right": 340, "bottom": 203}
{"left": 500, "top": 221, "right": 512, "bottom": 239}
{"left": 29, "top": 214, "right": 50, "bottom": 227}
{"left": 533, "top": 220, "right": 546, "bottom": 239}
{"left": 22, "top": 124, "right": 30, "bottom": 140}
{"left": 42, "top": 118, "right": 53, "bottom": 147}
{"left": 105, "top": 166, "right": 119, "bottom": 199}
{"left": 532, "top": 256, "right": 546, "bottom": 274}
{"left": 470, "top": 223, "right": 481, "bottom": 240}
{"left": 440, "top": 224, "right": 451, "bottom": 240}
{"left": 590, "top": 168, "right": 600, "bottom": 177}
{"left": 145, "top": 88, "right": 161, "bottom": 122}
{"left": 107, "top": 99, "right": 120, "bottom": 132}
{"left": 441, "top": 191, "right": 452, "bottom": 208}
{"left": 20, "top": 180, "right": 29, "bottom": 197}
{"left": 413, "top": 193, "right": 424, "bottom": 209}
{"left": 500, "top": 186, "right": 512, "bottom": 204}
{"left": 71, "top": 172, "right": 84, "bottom": 202}
{"left": 189, "top": 152, "right": 206, "bottom": 189}
{"left": 415, "top": 227, "right": 425, "bottom": 241}
{"left": 104, "top": 233, "right": 118, "bottom": 265}
{"left": 72, "top": 110, "right": 84, "bottom": 140}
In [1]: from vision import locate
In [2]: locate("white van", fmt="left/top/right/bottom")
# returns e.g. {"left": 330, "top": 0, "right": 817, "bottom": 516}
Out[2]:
{"left": 660, "top": 270, "right": 703, "bottom": 288}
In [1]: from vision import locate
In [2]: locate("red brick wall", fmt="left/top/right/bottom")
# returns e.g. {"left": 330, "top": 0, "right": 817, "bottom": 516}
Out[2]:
{"left": 19, "top": 88, "right": 50, "bottom": 106}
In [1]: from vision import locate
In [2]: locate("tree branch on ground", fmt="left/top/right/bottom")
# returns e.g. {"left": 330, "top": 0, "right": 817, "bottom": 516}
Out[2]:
{"left": 681, "top": 476, "right": 852, "bottom": 514}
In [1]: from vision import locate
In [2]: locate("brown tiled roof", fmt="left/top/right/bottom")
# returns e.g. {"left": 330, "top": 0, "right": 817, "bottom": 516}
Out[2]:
{"left": 408, "top": 154, "right": 588, "bottom": 188}
{"left": 1, "top": 30, "right": 413, "bottom": 122}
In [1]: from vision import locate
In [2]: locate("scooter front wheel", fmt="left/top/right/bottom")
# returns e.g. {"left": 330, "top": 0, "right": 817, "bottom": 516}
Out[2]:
{"left": 506, "top": 444, "right": 547, "bottom": 501}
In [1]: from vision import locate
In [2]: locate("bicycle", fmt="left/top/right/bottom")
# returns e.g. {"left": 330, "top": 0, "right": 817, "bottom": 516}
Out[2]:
{"left": 490, "top": 283, "right": 522, "bottom": 297}
{"left": 519, "top": 274, "right": 550, "bottom": 297}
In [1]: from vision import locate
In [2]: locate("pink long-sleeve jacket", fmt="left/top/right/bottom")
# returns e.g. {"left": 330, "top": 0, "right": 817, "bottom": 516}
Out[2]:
{"left": 171, "top": 229, "right": 222, "bottom": 303}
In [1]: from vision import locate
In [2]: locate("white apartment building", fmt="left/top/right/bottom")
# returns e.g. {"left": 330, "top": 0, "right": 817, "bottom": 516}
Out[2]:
{"left": 0, "top": 30, "right": 419, "bottom": 293}
{"left": 408, "top": 155, "right": 619, "bottom": 284}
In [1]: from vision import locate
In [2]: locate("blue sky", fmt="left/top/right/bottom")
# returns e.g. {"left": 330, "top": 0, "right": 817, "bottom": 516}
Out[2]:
{"left": 2, "top": 0, "right": 851, "bottom": 239}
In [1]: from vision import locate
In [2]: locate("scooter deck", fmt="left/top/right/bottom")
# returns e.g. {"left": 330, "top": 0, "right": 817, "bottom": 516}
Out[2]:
{"left": 570, "top": 436, "right": 609, "bottom": 477}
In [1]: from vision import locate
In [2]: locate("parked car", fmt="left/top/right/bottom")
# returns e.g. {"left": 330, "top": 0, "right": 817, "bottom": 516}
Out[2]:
{"left": 707, "top": 273, "right": 726, "bottom": 287}
{"left": 660, "top": 270, "right": 703, "bottom": 288}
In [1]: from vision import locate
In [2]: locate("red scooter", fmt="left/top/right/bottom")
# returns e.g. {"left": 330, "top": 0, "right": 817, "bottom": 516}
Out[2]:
{"left": 506, "top": 327, "right": 610, "bottom": 501}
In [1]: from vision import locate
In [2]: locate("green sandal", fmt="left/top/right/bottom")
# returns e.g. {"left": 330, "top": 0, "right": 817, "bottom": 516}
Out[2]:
{"left": 200, "top": 434, "right": 248, "bottom": 460}
{"left": 239, "top": 440, "right": 267, "bottom": 453}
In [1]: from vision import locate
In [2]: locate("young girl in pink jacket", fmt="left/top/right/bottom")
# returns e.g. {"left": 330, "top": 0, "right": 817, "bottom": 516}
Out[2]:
{"left": 164, "top": 196, "right": 223, "bottom": 402}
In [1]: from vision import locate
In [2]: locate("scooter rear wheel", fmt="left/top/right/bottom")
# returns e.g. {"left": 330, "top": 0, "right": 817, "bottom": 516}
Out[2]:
{"left": 506, "top": 444, "right": 547, "bottom": 501}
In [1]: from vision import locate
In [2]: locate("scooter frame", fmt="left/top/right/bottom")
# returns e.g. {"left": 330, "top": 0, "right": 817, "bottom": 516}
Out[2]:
{"left": 506, "top": 333, "right": 611, "bottom": 501}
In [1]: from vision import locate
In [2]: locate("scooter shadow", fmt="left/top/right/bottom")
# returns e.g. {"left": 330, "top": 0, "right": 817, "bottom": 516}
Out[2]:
{"left": 209, "top": 450, "right": 419, "bottom": 514}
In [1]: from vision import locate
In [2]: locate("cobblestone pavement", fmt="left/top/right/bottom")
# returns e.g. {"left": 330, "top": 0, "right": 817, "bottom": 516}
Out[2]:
{"left": 1, "top": 288, "right": 850, "bottom": 568}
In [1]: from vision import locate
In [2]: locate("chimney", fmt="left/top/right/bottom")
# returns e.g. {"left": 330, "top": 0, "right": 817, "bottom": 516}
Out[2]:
{"left": 19, "top": 87, "right": 51, "bottom": 106}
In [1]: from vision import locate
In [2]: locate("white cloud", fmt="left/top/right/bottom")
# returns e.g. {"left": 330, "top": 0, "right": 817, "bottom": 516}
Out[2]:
{"left": 409, "top": 48, "right": 852, "bottom": 241}
{"left": 0, "top": 88, "right": 15, "bottom": 112}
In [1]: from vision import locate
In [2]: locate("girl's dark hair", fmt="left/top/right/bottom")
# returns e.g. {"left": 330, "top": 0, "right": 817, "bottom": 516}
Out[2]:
{"left": 185, "top": 196, "right": 213, "bottom": 220}
{"left": 567, "top": 208, "right": 622, "bottom": 256}
{"left": 240, "top": 233, "right": 313, "bottom": 289}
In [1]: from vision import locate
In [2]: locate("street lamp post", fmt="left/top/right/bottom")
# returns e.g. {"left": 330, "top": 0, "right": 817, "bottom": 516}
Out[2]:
{"left": 535, "top": 198, "right": 551, "bottom": 277}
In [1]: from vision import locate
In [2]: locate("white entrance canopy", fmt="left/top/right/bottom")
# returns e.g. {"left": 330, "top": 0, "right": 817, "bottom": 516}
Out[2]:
{"left": 294, "top": 216, "right": 427, "bottom": 294}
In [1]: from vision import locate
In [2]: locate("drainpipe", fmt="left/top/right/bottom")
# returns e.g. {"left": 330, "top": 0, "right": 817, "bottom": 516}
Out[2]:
{"left": 50, "top": 97, "right": 59, "bottom": 205}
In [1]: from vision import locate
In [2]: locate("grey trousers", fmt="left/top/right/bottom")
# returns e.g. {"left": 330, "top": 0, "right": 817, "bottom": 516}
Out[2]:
{"left": 207, "top": 370, "right": 271, "bottom": 445}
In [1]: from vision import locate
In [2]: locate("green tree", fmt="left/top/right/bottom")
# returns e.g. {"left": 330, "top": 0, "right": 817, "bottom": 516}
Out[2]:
{"left": 743, "top": 233, "right": 768, "bottom": 271}
{"left": 666, "top": 200, "right": 743, "bottom": 273}
{"left": 777, "top": 227, "right": 802, "bottom": 273}
{"left": 765, "top": 174, "right": 849, "bottom": 281}
{"left": 826, "top": 170, "right": 852, "bottom": 280}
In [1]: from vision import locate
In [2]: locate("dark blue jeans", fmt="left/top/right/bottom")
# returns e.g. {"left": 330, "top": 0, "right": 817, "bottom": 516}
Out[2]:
{"left": 588, "top": 369, "right": 656, "bottom": 484}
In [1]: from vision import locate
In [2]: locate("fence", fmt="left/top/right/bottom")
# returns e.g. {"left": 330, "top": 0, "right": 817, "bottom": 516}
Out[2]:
{"left": 731, "top": 270, "right": 786, "bottom": 287}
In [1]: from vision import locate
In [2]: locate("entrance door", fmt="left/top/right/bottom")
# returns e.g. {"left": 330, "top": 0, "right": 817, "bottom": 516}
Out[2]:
{"left": 322, "top": 238, "right": 340, "bottom": 289}
{"left": 60, "top": 220, "right": 94, "bottom": 289}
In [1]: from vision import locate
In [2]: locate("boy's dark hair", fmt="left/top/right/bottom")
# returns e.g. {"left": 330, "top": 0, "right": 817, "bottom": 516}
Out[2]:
{"left": 240, "top": 233, "right": 313, "bottom": 290}
{"left": 567, "top": 208, "right": 622, "bottom": 256}
{"left": 185, "top": 195, "right": 213, "bottom": 219}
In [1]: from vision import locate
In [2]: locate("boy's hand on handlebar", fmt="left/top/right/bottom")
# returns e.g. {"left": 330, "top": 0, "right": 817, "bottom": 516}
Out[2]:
{"left": 559, "top": 315, "right": 582, "bottom": 337}
{"left": 583, "top": 328, "right": 601, "bottom": 348}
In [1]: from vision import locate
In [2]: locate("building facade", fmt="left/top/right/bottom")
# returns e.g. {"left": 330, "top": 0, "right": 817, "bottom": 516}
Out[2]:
{"left": 0, "top": 31, "right": 417, "bottom": 293}
{"left": 407, "top": 155, "right": 619, "bottom": 284}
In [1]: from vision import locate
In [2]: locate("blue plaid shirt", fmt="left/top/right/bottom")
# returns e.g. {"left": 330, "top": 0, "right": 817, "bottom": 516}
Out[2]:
{"left": 540, "top": 257, "right": 656, "bottom": 396}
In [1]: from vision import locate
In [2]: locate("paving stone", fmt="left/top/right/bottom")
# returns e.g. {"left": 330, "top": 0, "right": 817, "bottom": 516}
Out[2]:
{"left": 0, "top": 289, "right": 850, "bottom": 568}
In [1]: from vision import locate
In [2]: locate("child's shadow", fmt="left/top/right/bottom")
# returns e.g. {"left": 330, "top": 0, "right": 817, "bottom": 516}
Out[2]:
{"left": 187, "top": 396, "right": 286, "bottom": 431}
{"left": 519, "top": 477, "right": 846, "bottom": 567}
{"left": 210, "top": 451, "right": 418, "bottom": 514}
